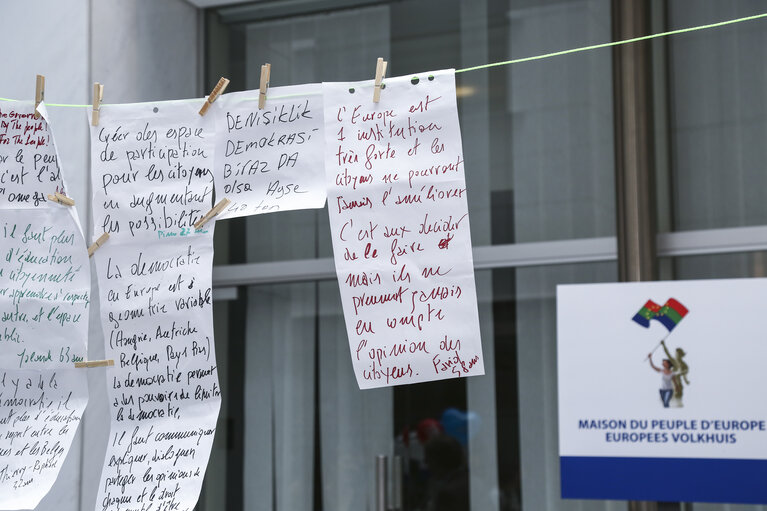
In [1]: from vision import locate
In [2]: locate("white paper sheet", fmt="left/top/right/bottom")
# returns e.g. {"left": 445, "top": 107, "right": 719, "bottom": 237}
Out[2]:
{"left": 0, "top": 368, "right": 88, "bottom": 510}
{"left": 323, "top": 69, "right": 485, "bottom": 389}
{"left": 90, "top": 100, "right": 220, "bottom": 511}
{"left": 0, "top": 101, "right": 66, "bottom": 208}
{"left": 0, "top": 103, "right": 89, "bottom": 510}
{"left": 213, "top": 85, "right": 326, "bottom": 218}
{"left": 0, "top": 211, "right": 89, "bottom": 510}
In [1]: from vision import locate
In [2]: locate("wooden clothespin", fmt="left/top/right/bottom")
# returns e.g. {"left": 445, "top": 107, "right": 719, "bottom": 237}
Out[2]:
{"left": 259, "top": 63, "right": 271, "bottom": 109}
{"left": 75, "top": 359, "right": 114, "bottom": 369}
{"left": 199, "top": 77, "right": 230, "bottom": 116}
{"left": 88, "top": 232, "right": 110, "bottom": 257}
{"left": 34, "top": 75, "right": 45, "bottom": 119}
{"left": 47, "top": 192, "right": 75, "bottom": 206}
{"left": 194, "top": 198, "right": 231, "bottom": 230}
{"left": 373, "top": 57, "right": 388, "bottom": 103}
{"left": 91, "top": 82, "right": 104, "bottom": 126}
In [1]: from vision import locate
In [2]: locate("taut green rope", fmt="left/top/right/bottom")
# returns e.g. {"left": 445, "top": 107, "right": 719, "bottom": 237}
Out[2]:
{"left": 1, "top": 11, "right": 765, "bottom": 106}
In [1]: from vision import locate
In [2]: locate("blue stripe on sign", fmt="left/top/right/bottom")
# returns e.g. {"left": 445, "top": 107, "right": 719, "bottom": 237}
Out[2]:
{"left": 560, "top": 456, "right": 767, "bottom": 504}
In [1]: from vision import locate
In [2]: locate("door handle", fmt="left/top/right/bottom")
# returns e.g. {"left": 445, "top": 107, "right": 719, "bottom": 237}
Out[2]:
{"left": 376, "top": 455, "right": 388, "bottom": 511}
{"left": 391, "top": 455, "right": 403, "bottom": 511}
{"left": 376, "top": 454, "right": 404, "bottom": 511}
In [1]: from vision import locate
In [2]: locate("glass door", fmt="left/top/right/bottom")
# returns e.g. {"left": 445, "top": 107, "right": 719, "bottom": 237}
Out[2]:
{"left": 203, "top": 1, "right": 619, "bottom": 510}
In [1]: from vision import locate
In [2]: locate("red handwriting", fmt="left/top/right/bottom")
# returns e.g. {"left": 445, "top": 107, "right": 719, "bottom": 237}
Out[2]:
{"left": 363, "top": 361, "right": 414, "bottom": 384}
{"left": 409, "top": 95, "right": 442, "bottom": 113}
{"left": 337, "top": 196, "right": 372, "bottom": 214}
{"left": 432, "top": 351, "right": 479, "bottom": 376}
{"left": 356, "top": 320, "right": 375, "bottom": 335}
{"left": 364, "top": 142, "right": 396, "bottom": 170}
{"left": 345, "top": 271, "right": 381, "bottom": 287}
{"left": 418, "top": 213, "right": 468, "bottom": 235}
{"left": 389, "top": 238, "right": 424, "bottom": 265}
{"left": 407, "top": 156, "right": 463, "bottom": 188}
{"left": 421, "top": 266, "right": 451, "bottom": 278}
{"left": 335, "top": 168, "right": 372, "bottom": 189}
{"left": 351, "top": 286, "right": 408, "bottom": 315}
{"left": 438, "top": 233, "right": 454, "bottom": 249}
{"left": 0, "top": 108, "right": 61, "bottom": 204}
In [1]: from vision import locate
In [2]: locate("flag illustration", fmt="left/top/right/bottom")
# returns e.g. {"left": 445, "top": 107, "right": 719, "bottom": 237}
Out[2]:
{"left": 655, "top": 298, "right": 689, "bottom": 331}
{"left": 632, "top": 298, "right": 688, "bottom": 331}
{"left": 632, "top": 300, "right": 662, "bottom": 327}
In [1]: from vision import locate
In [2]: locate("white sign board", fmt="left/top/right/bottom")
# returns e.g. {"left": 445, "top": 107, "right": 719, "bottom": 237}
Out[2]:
{"left": 558, "top": 279, "right": 767, "bottom": 504}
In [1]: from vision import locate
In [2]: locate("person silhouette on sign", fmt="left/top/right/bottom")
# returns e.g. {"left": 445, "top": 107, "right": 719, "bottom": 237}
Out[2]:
{"left": 661, "top": 340, "right": 689, "bottom": 398}
{"left": 648, "top": 353, "right": 674, "bottom": 408}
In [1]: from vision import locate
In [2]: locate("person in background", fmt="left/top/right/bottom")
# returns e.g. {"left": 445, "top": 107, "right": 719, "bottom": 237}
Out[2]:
{"left": 424, "top": 434, "right": 469, "bottom": 511}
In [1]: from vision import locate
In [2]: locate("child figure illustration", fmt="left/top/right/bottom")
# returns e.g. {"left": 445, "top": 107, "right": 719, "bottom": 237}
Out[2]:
{"left": 648, "top": 353, "right": 674, "bottom": 408}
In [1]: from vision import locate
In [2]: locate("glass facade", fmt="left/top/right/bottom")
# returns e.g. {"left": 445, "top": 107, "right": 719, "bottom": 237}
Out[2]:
{"left": 664, "top": 0, "right": 767, "bottom": 233}
{"left": 201, "top": 2, "right": 767, "bottom": 511}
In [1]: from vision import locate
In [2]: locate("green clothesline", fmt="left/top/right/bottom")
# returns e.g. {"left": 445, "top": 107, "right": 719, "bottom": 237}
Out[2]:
{"left": 1, "top": 10, "right": 766, "bottom": 108}
{"left": 455, "top": 11, "right": 767, "bottom": 73}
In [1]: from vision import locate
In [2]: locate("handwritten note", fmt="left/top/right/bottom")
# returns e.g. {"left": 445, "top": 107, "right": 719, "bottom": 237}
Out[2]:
{"left": 0, "top": 368, "right": 88, "bottom": 509}
{"left": 90, "top": 100, "right": 221, "bottom": 511}
{"left": 0, "top": 104, "right": 89, "bottom": 508}
{"left": 214, "top": 85, "right": 326, "bottom": 218}
{"left": 0, "top": 102, "right": 66, "bottom": 208}
{"left": 0, "top": 209, "right": 90, "bottom": 367}
{"left": 323, "top": 70, "right": 484, "bottom": 389}
{"left": 0, "top": 211, "right": 89, "bottom": 509}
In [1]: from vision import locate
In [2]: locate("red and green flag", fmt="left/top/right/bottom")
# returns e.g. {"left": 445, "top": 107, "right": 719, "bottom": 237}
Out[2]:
{"left": 632, "top": 298, "right": 688, "bottom": 331}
